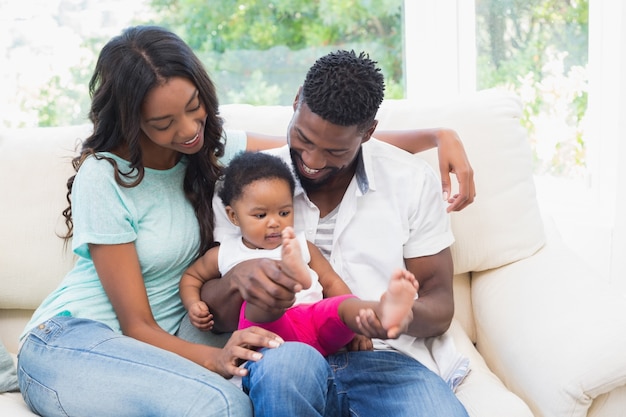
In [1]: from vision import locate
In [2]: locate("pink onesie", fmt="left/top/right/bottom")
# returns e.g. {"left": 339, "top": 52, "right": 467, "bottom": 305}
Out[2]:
{"left": 238, "top": 294, "right": 357, "bottom": 356}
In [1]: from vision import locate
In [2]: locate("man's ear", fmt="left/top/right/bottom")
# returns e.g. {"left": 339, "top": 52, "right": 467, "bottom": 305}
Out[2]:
{"left": 361, "top": 120, "right": 378, "bottom": 144}
{"left": 225, "top": 206, "right": 239, "bottom": 226}
{"left": 293, "top": 86, "right": 303, "bottom": 110}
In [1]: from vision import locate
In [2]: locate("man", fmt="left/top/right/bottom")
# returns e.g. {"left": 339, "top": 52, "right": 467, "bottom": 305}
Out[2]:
{"left": 203, "top": 50, "right": 470, "bottom": 417}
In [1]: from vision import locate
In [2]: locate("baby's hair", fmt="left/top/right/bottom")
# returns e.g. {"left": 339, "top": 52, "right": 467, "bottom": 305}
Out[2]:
{"left": 219, "top": 151, "right": 296, "bottom": 207}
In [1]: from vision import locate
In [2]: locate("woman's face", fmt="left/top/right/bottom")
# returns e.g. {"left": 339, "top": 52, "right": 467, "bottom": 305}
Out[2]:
{"left": 139, "top": 77, "right": 207, "bottom": 169}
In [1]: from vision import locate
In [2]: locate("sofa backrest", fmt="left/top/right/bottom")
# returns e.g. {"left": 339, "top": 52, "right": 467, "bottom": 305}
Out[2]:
{"left": 1, "top": 125, "right": 91, "bottom": 310}
{"left": 0, "top": 89, "right": 545, "bottom": 320}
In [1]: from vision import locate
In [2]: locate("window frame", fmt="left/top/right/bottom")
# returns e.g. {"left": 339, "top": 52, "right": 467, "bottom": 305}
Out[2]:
{"left": 587, "top": 0, "right": 626, "bottom": 291}
{"left": 403, "top": 0, "right": 476, "bottom": 101}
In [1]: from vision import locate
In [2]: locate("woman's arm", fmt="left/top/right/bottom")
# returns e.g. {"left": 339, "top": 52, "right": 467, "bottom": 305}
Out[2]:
{"left": 375, "top": 128, "right": 475, "bottom": 212}
{"left": 245, "top": 132, "right": 286, "bottom": 151}
{"left": 245, "top": 129, "right": 447, "bottom": 153}
{"left": 90, "top": 242, "right": 281, "bottom": 377}
{"left": 244, "top": 128, "right": 475, "bottom": 212}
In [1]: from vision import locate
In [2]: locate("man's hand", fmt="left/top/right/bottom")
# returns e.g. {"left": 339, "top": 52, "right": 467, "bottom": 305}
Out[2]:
{"left": 355, "top": 308, "right": 412, "bottom": 340}
{"left": 346, "top": 334, "right": 374, "bottom": 351}
{"left": 202, "top": 257, "right": 304, "bottom": 332}
{"left": 229, "top": 257, "right": 303, "bottom": 312}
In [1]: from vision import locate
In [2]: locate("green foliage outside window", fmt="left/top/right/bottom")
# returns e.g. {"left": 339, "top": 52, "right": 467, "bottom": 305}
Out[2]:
{"left": 476, "top": 0, "right": 589, "bottom": 177}
{"left": 149, "top": 0, "right": 405, "bottom": 104}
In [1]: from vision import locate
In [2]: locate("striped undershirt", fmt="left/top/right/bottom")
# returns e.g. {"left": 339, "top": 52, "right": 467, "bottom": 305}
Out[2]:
{"left": 314, "top": 205, "right": 339, "bottom": 260}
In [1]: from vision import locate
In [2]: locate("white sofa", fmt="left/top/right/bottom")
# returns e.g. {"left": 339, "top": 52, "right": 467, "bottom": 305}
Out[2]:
{"left": 2, "top": 89, "right": 626, "bottom": 416}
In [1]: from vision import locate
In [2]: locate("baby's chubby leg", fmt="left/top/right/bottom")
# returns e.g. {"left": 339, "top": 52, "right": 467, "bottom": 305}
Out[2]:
{"left": 280, "top": 226, "right": 312, "bottom": 290}
{"left": 379, "top": 269, "right": 418, "bottom": 338}
{"left": 347, "top": 269, "right": 419, "bottom": 340}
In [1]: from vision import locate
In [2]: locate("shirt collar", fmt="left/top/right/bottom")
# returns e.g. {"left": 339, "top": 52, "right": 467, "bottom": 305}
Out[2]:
{"left": 354, "top": 147, "right": 370, "bottom": 195}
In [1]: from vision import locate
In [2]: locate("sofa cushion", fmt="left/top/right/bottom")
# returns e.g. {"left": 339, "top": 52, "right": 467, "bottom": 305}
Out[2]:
{"left": 472, "top": 222, "right": 626, "bottom": 417}
{"left": 0, "top": 341, "right": 17, "bottom": 393}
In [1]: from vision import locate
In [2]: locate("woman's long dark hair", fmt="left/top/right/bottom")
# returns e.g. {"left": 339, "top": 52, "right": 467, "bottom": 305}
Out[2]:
{"left": 62, "top": 26, "right": 224, "bottom": 256}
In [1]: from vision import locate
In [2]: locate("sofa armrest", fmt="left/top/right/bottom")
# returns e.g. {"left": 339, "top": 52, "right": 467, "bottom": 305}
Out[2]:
{"left": 471, "top": 228, "right": 626, "bottom": 417}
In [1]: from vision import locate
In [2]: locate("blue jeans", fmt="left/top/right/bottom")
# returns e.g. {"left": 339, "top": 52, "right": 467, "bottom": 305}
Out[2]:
{"left": 17, "top": 316, "right": 252, "bottom": 417}
{"left": 243, "top": 346, "right": 468, "bottom": 417}
{"left": 243, "top": 342, "right": 341, "bottom": 417}
{"left": 180, "top": 314, "right": 468, "bottom": 417}
{"left": 329, "top": 350, "right": 469, "bottom": 417}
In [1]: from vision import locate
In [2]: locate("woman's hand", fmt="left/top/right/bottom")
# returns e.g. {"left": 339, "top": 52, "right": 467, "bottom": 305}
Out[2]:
{"left": 435, "top": 129, "right": 475, "bottom": 212}
{"left": 213, "top": 327, "right": 284, "bottom": 378}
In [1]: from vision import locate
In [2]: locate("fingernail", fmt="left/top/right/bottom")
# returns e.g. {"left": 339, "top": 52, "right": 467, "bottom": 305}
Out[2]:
{"left": 443, "top": 191, "right": 449, "bottom": 201}
{"left": 269, "top": 339, "right": 282, "bottom": 348}
{"left": 252, "top": 352, "right": 262, "bottom": 360}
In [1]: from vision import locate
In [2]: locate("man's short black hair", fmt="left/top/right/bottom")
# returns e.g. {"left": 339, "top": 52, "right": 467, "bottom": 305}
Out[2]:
{"left": 300, "top": 50, "right": 385, "bottom": 132}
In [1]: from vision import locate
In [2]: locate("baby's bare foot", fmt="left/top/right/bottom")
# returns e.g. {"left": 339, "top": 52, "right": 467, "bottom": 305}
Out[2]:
{"left": 280, "top": 226, "right": 312, "bottom": 289}
{"left": 380, "top": 269, "right": 419, "bottom": 338}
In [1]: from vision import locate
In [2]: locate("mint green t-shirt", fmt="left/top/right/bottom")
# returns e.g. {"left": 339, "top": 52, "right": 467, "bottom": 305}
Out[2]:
{"left": 21, "top": 130, "right": 247, "bottom": 339}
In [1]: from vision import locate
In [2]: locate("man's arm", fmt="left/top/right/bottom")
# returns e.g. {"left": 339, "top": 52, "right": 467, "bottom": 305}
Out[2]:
{"left": 200, "top": 271, "right": 243, "bottom": 333}
{"left": 403, "top": 247, "right": 455, "bottom": 338}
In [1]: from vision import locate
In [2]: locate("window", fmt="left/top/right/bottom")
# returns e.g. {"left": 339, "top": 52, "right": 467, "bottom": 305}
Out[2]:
{"left": 475, "top": 0, "right": 588, "bottom": 181}
{"left": 4, "top": 0, "right": 624, "bottom": 293}
{"left": 1, "top": 0, "right": 406, "bottom": 127}
{"left": 0, "top": 0, "right": 153, "bottom": 127}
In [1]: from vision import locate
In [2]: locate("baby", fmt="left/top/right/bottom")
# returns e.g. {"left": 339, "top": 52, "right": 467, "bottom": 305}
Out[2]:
{"left": 180, "top": 151, "right": 418, "bottom": 355}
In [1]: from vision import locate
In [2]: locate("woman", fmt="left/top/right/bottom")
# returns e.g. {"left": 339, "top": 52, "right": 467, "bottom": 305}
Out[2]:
{"left": 17, "top": 25, "right": 285, "bottom": 417}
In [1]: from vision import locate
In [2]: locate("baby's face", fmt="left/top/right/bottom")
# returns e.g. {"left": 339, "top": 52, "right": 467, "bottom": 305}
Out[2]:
{"left": 227, "top": 178, "right": 295, "bottom": 250}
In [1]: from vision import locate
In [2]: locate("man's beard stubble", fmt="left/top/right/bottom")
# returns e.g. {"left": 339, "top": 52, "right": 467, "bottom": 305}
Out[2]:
{"left": 289, "top": 148, "right": 339, "bottom": 192}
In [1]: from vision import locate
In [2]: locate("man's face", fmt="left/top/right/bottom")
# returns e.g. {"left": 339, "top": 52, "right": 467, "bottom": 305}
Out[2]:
{"left": 287, "top": 102, "right": 372, "bottom": 191}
